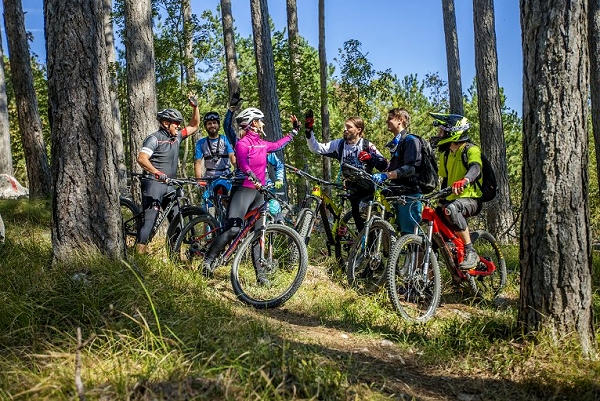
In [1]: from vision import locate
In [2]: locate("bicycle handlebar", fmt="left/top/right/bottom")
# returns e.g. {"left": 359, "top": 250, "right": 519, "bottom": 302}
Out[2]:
{"left": 284, "top": 163, "right": 345, "bottom": 189}
{"left": 131, "top": 172, "right": 203, "bottom": 187}
{"left": 341, "top": 162, "right": 410, "bottom": 193}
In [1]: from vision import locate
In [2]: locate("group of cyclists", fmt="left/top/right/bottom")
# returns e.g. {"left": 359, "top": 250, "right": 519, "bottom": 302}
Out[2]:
{"left": 135, "top": 91, "right": 486, "bottom": 275}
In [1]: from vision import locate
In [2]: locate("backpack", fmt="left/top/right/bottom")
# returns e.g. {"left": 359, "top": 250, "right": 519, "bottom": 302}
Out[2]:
{"left": 337, "top": 137, "right": 370, "bottom": 160}
{"left": 338, "top": 138, "right": 373, "bottom": 190}
{"left": 445, "top": 143, "right": 498, "bottom": 202}
{"left": 399, "top": 134, "right": 439, "bottom": 194}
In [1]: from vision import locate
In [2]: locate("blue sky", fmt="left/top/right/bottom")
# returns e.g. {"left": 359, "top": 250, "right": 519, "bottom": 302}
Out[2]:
{"left": 1, "top": 1, "right": 522, "bottom": 114}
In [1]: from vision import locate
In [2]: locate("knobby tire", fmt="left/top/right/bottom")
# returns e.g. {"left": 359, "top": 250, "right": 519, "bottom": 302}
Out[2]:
{"left": 230, "top": 224, "right": 308, "bottom": 309}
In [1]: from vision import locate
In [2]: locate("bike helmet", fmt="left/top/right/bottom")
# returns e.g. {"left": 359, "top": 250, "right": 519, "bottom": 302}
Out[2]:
{"left": 236, "top": 107, "right": 264, "bottom": 127}
{"left": 157, "top": 108, "right": 184, "bottom": 124}
{"left": 429, "top": 112, "right": 470, "bottom": 146}
{"left": 203, "top": 111, "right": 220, "bottom": 124}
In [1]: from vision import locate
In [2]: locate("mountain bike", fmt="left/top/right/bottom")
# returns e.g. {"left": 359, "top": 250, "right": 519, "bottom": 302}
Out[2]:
{"left": 285, "top": 164, "right": 357, "bottom": 270}
{"left": 386, "top": 187, "right": 507, "bottom": 323}
{"left": 119, "top": 173, "right": 216, "bottom": 256}
{"left": 172, "top": 183, "right": 308, "bottom": 309}
{"left": 342, "top": 163, "right": 399, "bottom": 294}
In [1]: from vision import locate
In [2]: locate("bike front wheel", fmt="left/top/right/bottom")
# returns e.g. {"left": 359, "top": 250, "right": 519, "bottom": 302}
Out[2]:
{"left": 166, "top": 206, "right": 214, "bottom": 259}
{"left": 347, "top": 219, "right": 396, "bottom": 294}
{"left": 386, "top": 234, "right": 441, "bottom": 323}
{"left": 171, "top": 215, "right": 220, "bottom": 269}
{"left": 120, "top": 196, "right": 141, "bottom": 249}
{"left": 468, "top": 230, "right": 507, "bottom": 301}
{"left": 231, "top": 224, "right": 308, "bottom": 309}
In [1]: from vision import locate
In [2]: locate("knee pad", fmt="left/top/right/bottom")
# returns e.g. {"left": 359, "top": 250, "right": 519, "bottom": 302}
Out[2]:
{"left": 443, "top": 202, "right": 467, "bottom": 231}
{"left": 223, "top": 217, "right": 243, "bottom": 234}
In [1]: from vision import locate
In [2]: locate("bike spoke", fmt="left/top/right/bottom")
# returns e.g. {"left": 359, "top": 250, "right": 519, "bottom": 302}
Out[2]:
{"left": 231, "top": 225, "right": 307, "bottom": 309}
{"left": 387, "top": 235, "right": 440, "bottom": 323}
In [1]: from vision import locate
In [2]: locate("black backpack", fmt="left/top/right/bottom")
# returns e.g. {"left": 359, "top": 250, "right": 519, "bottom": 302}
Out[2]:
{"left": 399, "top": 134, "right": 439, "bottom": 194}
{"left": 445, "top": 143, "right": 498, "bottom": 202}
{"left": 338, "top": 138, "right": 372, "bottom": 189}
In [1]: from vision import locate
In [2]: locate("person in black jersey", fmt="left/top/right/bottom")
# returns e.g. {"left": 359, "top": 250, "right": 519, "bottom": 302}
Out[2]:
{"left": 136, "top": 95, "right": 200, "bottom": 254}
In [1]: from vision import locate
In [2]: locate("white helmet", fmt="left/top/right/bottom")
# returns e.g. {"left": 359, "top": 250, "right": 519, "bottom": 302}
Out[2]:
{"left": 236, "top": 107, "right": 264, "bottom": 127}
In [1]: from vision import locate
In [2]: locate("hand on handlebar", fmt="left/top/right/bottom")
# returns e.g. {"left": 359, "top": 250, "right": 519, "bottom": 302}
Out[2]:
{"left": 372, "top": 173, "right": 388, "bottom": 184}
{"left": 452, "top": 178, "right": 469, "bottom": 195}
{"left": 154, "top": 171, "right": 168, "bottom": 182}
{"left": 247, "top": 171, "right": 262, "bottom": 189}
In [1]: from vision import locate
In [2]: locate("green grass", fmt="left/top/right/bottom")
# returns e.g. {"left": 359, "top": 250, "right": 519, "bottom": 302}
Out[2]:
{"left": 0, "top": 198, "right": 599, "bottom": 400}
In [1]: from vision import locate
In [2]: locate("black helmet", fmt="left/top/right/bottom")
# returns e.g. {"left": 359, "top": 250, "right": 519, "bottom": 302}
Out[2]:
{"left": 429, "top": 112, "right": 470, "bottom": 146}
{"left": 157, "top": 108, "right": 184, "bottom": 124}
{"left": 203, "top": 111, "right": 220, "bottom": 124}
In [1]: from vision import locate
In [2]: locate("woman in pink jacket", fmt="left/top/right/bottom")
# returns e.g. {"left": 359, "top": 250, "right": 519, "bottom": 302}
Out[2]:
{"left": 201, "top": 107, "right": 297, "bottom": 281}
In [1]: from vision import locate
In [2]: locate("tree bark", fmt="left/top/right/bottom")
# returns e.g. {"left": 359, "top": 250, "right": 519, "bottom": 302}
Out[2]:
{"left": 588, "top": 0, "right": 600, "bottom": 211}
{"left": 0, "top": 31, "right": 12, "bottom": 175}
{"left": 442, "top": 0, "right": 463, "bottom": 115}
{"left": 220, "top": 0, "right": 240, "bottom": 98}
{"left": 250, "top": 0, "right": 284, "bottom": 160}
{"left": 46, "top": 0, "right": 124, "bottom": 261}
{"left": 123, "top": 0, "right": 157, "bottom": 202}
{"left": 103, "top": 0, "right": 127, "bottom": 194}
{"left": 319, "top": 0, "right": 331, "bottom": 185}
{"left": 473, "top": 0, "right": 515, "bottom": 242}
{"left": 520, "top": 0, "right": 595, "bottom": 354}
{"left": 4, "top": 0, "right": 52, "bottom": 197}
{"left": 286, "top": 0, "right": 305, "bottom": 202}
{"left": 183, "top": 0, "right": 195, "bottom": 86}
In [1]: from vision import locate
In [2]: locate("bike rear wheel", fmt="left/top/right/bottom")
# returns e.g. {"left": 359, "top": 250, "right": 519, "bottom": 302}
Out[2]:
{"left": 387, "top": 234, "right": 441, "bottom": 323}
{"left": 171, "top": 215, "right": 220, "bottom": 269}
{"left": 469, "top": 230, "right": 507, "bottom": 301}
{"left": 231, "top": 224, "right": 308, "bottom": 309}
{"left": 120, "top": 196, "right": 141, "bottom": 249}
{"left": 347, "top": 219, "right": 396, "bottom": 294}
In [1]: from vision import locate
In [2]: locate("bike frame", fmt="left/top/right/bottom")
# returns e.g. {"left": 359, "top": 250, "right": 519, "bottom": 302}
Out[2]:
{"left": 125, "top": 175, "right": 197, "bottom": 243}
{"left": 418, "top": 200, "right": 497, "bottom": 278}
{"left": 194, "top": 186, "right": 288, "bottom": 268}
{"left": 286, "top": 164, "right": 353, "bottom": 254}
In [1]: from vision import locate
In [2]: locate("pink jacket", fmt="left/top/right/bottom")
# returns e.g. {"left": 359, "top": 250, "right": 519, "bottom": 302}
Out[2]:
{"left": 235, "top": 129, "right": 293, "bottom": 189}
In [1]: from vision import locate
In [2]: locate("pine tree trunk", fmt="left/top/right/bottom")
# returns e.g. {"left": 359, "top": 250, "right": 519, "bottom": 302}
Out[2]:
{"left": 103, "top": 0, "right": 127, "bottom": 194}
{"left": 473, "top": 0, "right": 515, "bottom": 242}
{"left": 286, "top": 0, "right": 306, "bottom": 203}
{"left": 442, "top": 0, "right": 463, "bottom": 115}
{"left": 0, "top": 32, "right": 12, "bottom": 175}
{"left": 319, "top": 0, "right": 331, "bottom": 186}
{"left": 4, "top": 0, "right": 52, "bottom": 198}
{"left": 588, "top": 0, "right": 600, "bottom": 216}
{"left": 46, "top": 0, "right": 124, "bottom": 261}
{"left": 220, "top": 0, "right": 240, "bottom": 98}
{"left": 250, "top": 0, "right": 284, "bottom": 161}
{"left": 520, "top": 0, "right": 595, "bottom": 354}
{"left": 123, "top": 0, "right": 157, "bottom": 202}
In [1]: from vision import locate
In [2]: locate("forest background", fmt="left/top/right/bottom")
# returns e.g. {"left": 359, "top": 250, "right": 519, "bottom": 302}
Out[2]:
{"left": 1, "top": 0, "right": 528, "bottom": 228}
